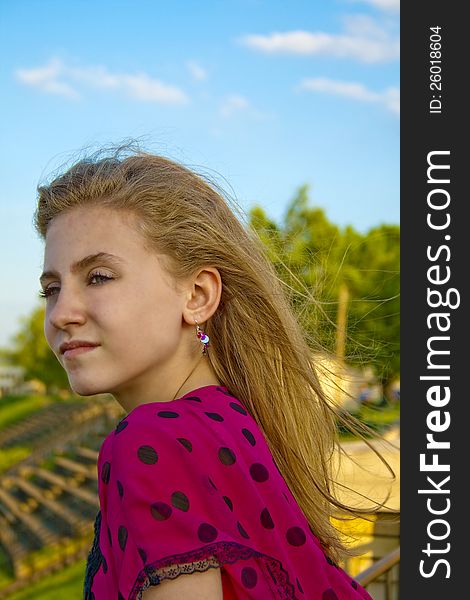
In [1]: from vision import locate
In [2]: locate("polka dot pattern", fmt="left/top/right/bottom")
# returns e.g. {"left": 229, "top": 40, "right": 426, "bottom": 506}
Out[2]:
{"left": 177, "top": 437, "right": 193, "bottom": 452}
{"left": 286, "top": 526, "right": 307, "bottom": 547}
{"left": 242, "top": 428, "right": 256, "bottom": 446}
{"left": 157, "top": 410, "right": 179, "bottom": 418}
{"left": 184, "top": 395, "right": 202, "bottom": 402}
{"left": 118, "top": 526, "right": 127, "bottom": 551}
{"left": 101, "top": 462, "right": 110, "bottom": 484}
{"left": 137, "top": 445, "right": 158, "bottom": 464}
{"left": 197, "top": 523, "right": 218, "bottom": 543}
{"left": 171, "top": 491, "right": 190, "bottom": 512}
{"left": 323, "top": 590, "right": 339, "bottom": 600}
{"left": 250, "top": 462, "right": 269, "bottom": 482}
{"left": 84, "top": 385, "right": 372, "bottom": 600}
{"left": 223, "top": 496, "right": 233, "bottom": 511}
{"left": 237, "top": 521, "right": 250, "bottom": 539}
{"left": 260, "top": 507, "right": 274, "bottom": 529}
{"left": 325, "top": 554, "right": 339, "bottom": 568}
{"left": 150, "top": 502, "right": 172, "bottom": 521}
{"left": 218, "top": 447, "right": 236, "bottom": 465}
{"left": 216, "top": 387, "right": 236, "bottom": 397}
{"left": 229, "top": 402, "right": 247, "bottom": 415}
{"left": 115, "top": 420, "right": 128, "bottom": 434}
{"left": 138, "top": 547, "right": 147, "bottom": 563}
{"left": 241, "top": 566, "right": 258, "bottom": 589}
{"left": 205, "top": 412, "right": 224, "bottom": 422}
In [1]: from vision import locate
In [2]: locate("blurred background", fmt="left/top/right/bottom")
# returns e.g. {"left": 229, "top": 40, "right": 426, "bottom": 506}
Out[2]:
{"left": 0, "top": 1, "right": 399, "bottom": 598}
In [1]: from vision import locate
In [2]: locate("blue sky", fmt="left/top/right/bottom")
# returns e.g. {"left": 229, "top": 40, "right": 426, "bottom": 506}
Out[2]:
{"left": 0, "top": 0, "right": 399, "bottom": 347}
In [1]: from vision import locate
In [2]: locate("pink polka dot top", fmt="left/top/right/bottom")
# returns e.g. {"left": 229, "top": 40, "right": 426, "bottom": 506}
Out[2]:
{"left": 83, "top": 385, "right": 372, "bottom": 599}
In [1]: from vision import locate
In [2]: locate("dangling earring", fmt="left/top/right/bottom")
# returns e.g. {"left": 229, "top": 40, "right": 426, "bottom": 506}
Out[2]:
{"left": 195, "top": 319, "right": 210, "bottom": 355}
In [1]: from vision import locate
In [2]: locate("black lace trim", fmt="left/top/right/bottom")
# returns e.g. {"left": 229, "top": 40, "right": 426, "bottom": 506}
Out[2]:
{"left": 83, "top": 510, "right": 105, "bottom": 600}
{"left": 129, "top": 541, "right": 298, "bottom": 600}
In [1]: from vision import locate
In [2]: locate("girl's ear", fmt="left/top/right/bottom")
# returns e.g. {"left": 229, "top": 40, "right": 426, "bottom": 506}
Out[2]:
{"left": 182, "top": 267, "right": 222, "bottom": 325}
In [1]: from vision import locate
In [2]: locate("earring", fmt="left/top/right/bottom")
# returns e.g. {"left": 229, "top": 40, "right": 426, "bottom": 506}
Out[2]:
{"left": 195, "top": 319, "right": 210, "bottom": 355}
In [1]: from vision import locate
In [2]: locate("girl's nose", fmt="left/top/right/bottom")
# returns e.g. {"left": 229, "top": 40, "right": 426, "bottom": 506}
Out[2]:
{"left": 47, "top": 286, "right": 87, "bottom": 330}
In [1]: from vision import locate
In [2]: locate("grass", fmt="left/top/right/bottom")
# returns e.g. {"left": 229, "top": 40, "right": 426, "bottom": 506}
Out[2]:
{"left": 0, "top": 537, "right": 94, "bottom": 598}
{"left": 0, "top": 395, "right": 54, "bottom": 431}
{"left": 0, "top": 446, "right": 32, "bottom": 475}
{"left": 0, "top": 392, "right": 93, "bottom": 475}
{"left": 338, "top": 401, "right": 400, "bottom": 440}
{"left": 0, "top": 393, "right": 92, "bottom": 433}
{"left": 0, "top": 392, "right": 100, "bottom": 598}
{"left": 1, "top": 558, "right": 87, "bottom": 600}
{"left": 360, "top": 402, "right": 400, "bottom": 425}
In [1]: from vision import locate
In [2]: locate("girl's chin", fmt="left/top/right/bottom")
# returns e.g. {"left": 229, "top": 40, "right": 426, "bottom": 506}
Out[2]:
{"left": 68, "top": 378, "right": 109, "bottom": 397}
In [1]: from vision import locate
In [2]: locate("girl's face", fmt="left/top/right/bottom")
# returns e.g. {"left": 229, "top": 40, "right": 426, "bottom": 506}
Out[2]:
{"left": 41, "top": 206, "right": 190, "bottom": 407}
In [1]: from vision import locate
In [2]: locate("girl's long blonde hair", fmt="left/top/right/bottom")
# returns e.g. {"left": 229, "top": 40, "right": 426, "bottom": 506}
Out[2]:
{"left": 34, "top": 144, "right": 389, "bottom": 562}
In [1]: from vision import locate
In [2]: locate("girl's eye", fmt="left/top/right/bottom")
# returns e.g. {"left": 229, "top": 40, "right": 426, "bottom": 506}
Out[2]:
{"left": 38, "top": 286, "right": 59, "bottom": 298}
{"left": 38, "top": 272, "right": 112, "bottom": 299}
{"left": 89, "top": 272, "right": 113, "bottom": 285}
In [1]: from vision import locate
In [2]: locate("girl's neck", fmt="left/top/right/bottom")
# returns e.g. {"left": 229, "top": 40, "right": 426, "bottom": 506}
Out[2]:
{"left": 116, "top": 354, "right": 222, "bottom": 414}
{"left": 171, "top": 354, "right": 221, "bottom": 400}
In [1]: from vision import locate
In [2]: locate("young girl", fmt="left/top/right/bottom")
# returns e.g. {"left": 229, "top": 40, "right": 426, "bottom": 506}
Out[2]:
{"left": 34, "top": 146, "right": 374, "bottom": 599}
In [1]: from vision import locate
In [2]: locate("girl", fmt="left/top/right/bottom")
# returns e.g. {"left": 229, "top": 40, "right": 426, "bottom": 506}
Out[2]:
{"left": 34, "top": 146, "right": 374, "bottom": 599}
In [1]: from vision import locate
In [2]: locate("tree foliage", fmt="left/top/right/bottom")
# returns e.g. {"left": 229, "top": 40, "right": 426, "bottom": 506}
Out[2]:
{"left": 249, "top": 185, "right": 400, "bottom": 386}
{"left": 1, "top": 305, "right": 70, "bottom": 392}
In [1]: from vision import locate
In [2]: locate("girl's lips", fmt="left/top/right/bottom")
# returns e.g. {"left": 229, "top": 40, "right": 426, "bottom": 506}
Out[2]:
{"left": 63, "top": 346, "right": 98, "bottom": 359}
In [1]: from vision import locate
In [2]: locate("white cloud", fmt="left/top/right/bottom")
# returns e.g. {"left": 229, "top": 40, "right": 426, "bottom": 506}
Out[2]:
{"left": 120, "top": 73, "right": 187, "bottom": 103}
{"left": 354, "top": 0, "right": 400, "bottom": 12}
{"left": 218, "top": 94, "right": 275, "bottom": 122}
{"left": 382, "top": 86, "right": 400, "bottom": 114}
{"left": 299, "top": 77, "right": 400, "bottom": 114}
{"left": 66, "top": 64, "right": 121, "bottom": 89}
{"left": 301, "top": 78, "right": 377, "bottom": 101}
{"left": 15, "top": 58, "right": 79, "bottom": 99}
{"left": 219, "top": 94, "right": 250, "bottom": 118}
{"left": 187, "top": 60, "right": 208, "bottom": 81}
{"left": 239, "top": 14, "right": 399, "bottom": 63}
{"left": 15, "top": 58, "right": 189, "bottom": 104}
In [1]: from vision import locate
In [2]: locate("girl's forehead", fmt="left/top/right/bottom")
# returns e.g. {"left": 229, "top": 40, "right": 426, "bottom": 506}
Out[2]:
{"left": 50, "top": 205, "right": 133, "bottom": 224}
{"left": 46, "top": 206, "right": 142, "bottom": 241}
{"left": 44, "top": 210, "right": 149, "bottom": 265}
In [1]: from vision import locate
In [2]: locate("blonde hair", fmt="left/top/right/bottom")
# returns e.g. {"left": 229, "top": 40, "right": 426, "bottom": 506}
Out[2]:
{"left": 34, "top": 144, "right": 386, "bottom": 562}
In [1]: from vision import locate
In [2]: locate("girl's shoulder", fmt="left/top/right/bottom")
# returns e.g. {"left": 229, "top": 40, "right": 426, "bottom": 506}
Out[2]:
{"left": 102, "top": 384, "right": 262, "bottom": 463}
{"left": 114, "top": 384, "right": 249, "bottom": 430}
{"left": 96, "top": 384, "right": 284, "bottom": 515}
{"left": 100, "top": 384, "right": 284, "bottom": 499}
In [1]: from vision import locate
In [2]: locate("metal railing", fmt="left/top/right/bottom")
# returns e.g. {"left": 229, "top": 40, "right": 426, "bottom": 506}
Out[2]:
{"left": 356, "top": 546, "right": 400, "bottom": 598}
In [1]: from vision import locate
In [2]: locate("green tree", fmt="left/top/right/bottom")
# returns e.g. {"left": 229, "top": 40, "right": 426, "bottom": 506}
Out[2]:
{"left": 341, "top": 225, "right": 400, "bottom": 384}
{"left": 1, "top": 305, "right": 70, "bottom": 393}
{"left": 249, "top": 186, "right": 400, "bottom": 388}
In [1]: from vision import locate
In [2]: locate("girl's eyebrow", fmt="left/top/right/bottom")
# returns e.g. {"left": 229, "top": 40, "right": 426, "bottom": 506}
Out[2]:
{"left": 40, "top": 252, "right": 125, "bottom": 285}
